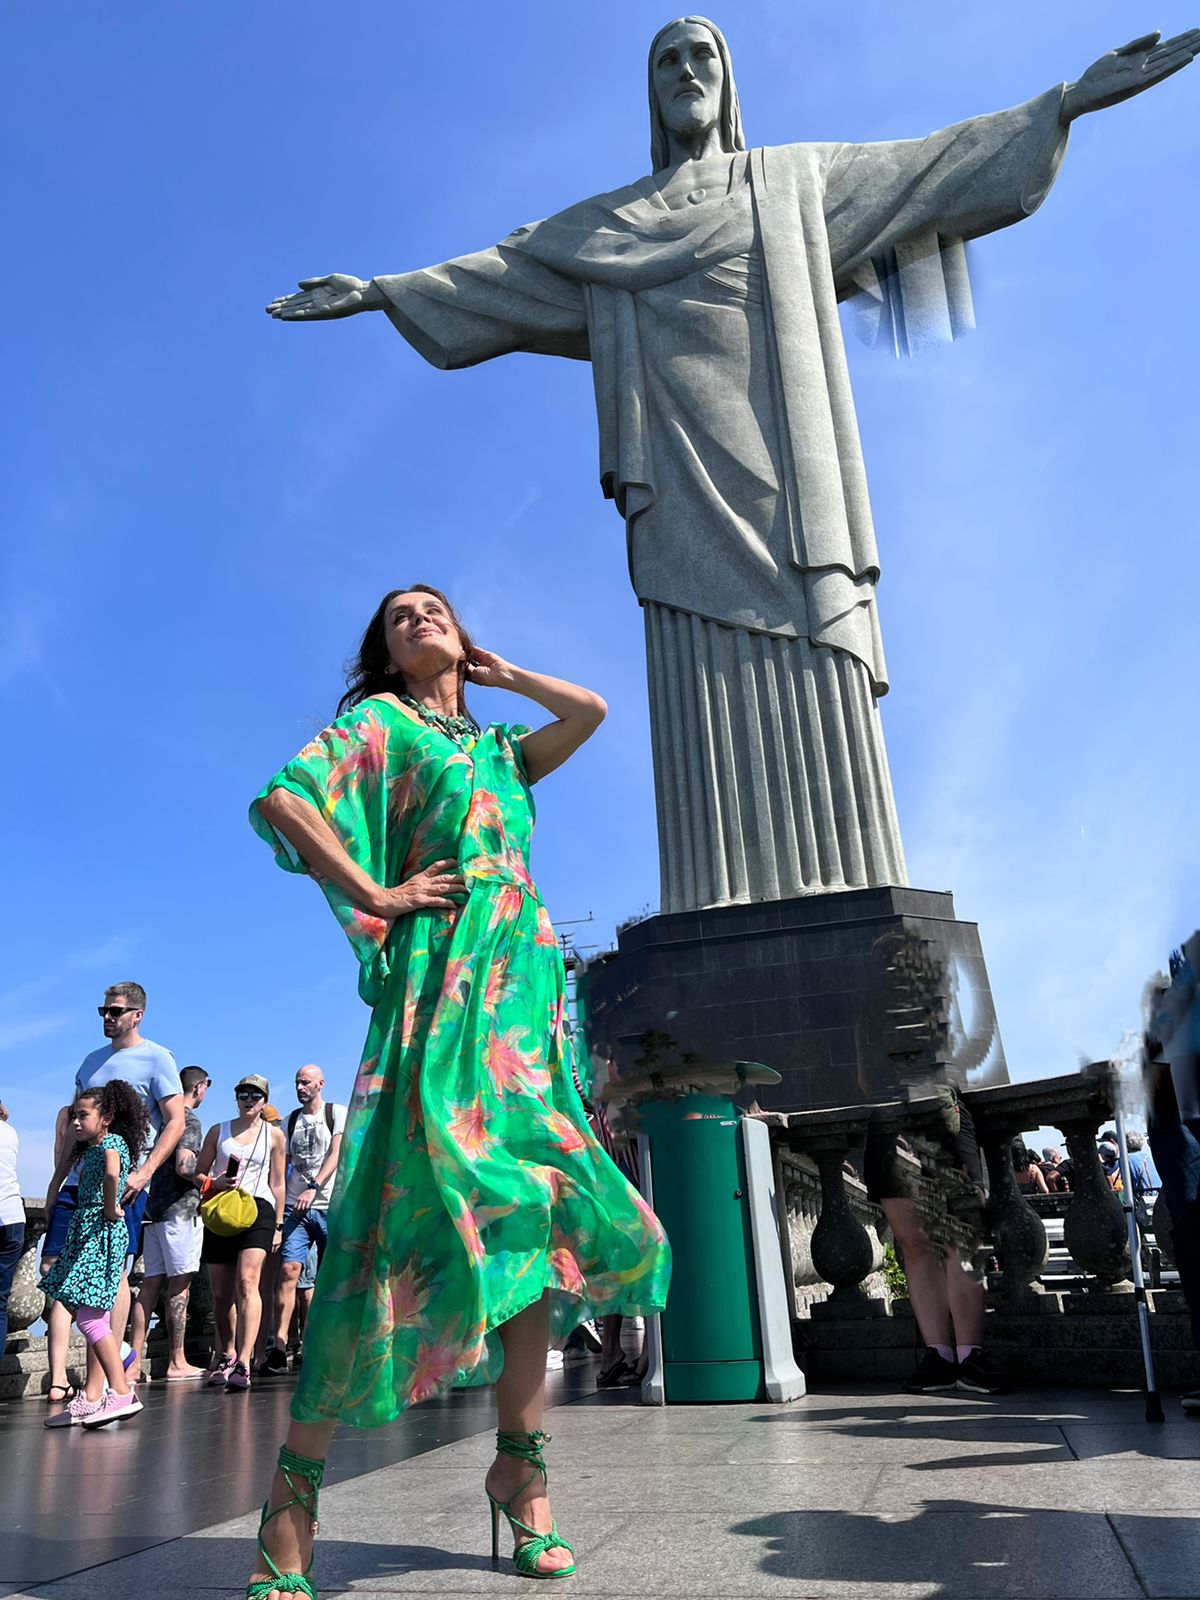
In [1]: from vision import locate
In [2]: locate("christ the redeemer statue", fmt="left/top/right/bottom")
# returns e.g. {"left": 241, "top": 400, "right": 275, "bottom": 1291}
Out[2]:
{"left": 268, "top": 18, "right": 1197, "bottom": 916}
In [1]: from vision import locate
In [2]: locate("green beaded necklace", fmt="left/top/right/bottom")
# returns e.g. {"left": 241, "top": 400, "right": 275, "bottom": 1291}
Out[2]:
{"left": 398, "top": 693, "right": 479, "bottom": 745}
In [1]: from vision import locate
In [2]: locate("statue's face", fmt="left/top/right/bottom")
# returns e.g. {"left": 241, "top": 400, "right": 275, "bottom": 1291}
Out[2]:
{"left": 652, "top": 21, "right": 723, "bottom": 142}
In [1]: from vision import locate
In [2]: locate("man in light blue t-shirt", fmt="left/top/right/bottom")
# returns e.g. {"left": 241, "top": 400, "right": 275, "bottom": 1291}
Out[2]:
{"left": 47, "top": 981, "right": 185, "bottom": 1351}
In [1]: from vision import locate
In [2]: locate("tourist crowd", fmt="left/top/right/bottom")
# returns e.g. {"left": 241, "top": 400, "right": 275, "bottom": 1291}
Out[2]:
{"left": 0, "top": 943, "right": 1196, "bottom": 1430}
{"left": 4, "top": 981, "right": 346, "bottom": 1428}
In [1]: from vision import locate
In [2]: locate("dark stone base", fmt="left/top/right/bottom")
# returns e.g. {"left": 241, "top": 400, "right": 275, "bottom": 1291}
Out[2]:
{"left": 794, "top": 1295, "right": 1198, "bottom": 1389}
{"left": 582, "top": 886, "right": 1007, "bottom": 1112}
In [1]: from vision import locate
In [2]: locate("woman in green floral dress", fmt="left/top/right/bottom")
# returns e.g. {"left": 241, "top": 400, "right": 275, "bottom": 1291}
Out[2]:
{"left": 244, "top": 585, "right": 670, "bottom": 1595}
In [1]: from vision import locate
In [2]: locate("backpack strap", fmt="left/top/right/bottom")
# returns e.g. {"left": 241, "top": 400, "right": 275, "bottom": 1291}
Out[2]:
{"left": 286, "top": 1104, "right": 335, "bottom": 1144}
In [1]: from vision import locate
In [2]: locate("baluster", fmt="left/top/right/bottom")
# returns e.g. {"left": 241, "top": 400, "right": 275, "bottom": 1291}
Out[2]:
{"left": 979, "top": 1128, "right": 1048, "bottom": 1302}
{"left": 808, "top": 1143, "right": 879, "bottom": 1315}
{"left": 1061, "top": 1115, "right": 1131, "bottom": 1290}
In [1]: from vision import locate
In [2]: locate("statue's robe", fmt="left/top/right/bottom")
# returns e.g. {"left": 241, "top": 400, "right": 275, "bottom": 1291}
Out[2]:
{"left": 376, "top": 90, "right": 1068, "bottom": 911}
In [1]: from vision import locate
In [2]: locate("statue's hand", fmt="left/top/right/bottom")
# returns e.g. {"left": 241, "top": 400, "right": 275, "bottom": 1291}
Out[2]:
{"left": 1063, "top": 28, "right": 1200, "bottom": 121}
{"left": 265, "top": 273, "right": 377, "bottom": 321}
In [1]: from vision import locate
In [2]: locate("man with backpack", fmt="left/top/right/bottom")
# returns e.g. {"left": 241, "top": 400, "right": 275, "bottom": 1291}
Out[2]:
{"left": 261, "top": 1064, "right": 346, "bottom": 1373}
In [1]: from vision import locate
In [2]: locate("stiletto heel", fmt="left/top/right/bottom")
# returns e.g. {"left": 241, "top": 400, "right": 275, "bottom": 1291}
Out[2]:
{"left": 486, "top": 1428, "right": 576, "bottom": 1580}
{"left": 246, "top": 1445, "right": 325, "bottom": 1599}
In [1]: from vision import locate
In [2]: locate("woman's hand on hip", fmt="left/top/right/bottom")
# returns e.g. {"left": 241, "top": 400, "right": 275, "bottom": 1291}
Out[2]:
{"left": 369, "top": 859, "right": 467, "bottom": 918}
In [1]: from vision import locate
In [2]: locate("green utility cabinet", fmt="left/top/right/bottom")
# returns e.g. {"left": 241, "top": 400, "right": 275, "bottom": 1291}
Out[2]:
{"left": 640, "top": 1094, "right": 762, "bottom": 1401}
{"left": 638, "top": 1085, "right": 805, "bottom": 1406}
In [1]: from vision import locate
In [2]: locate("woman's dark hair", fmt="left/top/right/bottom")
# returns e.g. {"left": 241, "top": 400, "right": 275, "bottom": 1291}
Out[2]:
{"left": 76, "top": 1080, "right": 151, "bottom": 1162}
{"left": 337, "top": 585, "right": 476, "bottom": 719}
{"left": 1011, "top": 1135, "right": 1033, "bottom": 1172}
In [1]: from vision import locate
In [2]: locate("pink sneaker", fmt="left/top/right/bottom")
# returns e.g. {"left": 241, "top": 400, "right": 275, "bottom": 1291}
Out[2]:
{"left": 82, "top": 1389, "right": 144, "bottom": 1428}
{"left": 224, "top": 1360, "right": 252, "bottom": 1391}
{"left": 205, "top": 1355, "right": 234, "bottom": 1387}
{"left": 44, "top": 1391, "right": 103, "bottom": 1429}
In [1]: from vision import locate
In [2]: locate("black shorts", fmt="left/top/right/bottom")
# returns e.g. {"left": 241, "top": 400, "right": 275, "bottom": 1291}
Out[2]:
{"left": 200, "top": 1197, "right": 276, "bottom": 1264}
{"left": 863, "top": 1096, "right": 986, "bottom": 1205}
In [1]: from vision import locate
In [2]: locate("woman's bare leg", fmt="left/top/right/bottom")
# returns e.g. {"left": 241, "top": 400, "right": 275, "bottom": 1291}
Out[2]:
{"left": 882, "top": 1199, "right": 954, "bottom": 1349}
{"left": 247, "top": 1418, "right": 337, "bottom": 1600}
{"left": 44, "top": 1296, "right": 74, "bottom": 1393}
{"left": 944, "top": 1247, "right": 986, "bottom": 1349}
{"left": 234, "top": 1249, "right": 266, "bottom": 1369}
{"left": 486, "top": 1293, "right": 573, "bottom": 1575}
{"left": 207, "top": 1263, "right": 237, "bottom": 1360}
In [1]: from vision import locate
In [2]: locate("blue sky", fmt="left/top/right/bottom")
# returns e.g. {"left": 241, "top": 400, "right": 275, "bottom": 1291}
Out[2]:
{"left": 3, "top": 2, "right": 1197, "bottom": 1188}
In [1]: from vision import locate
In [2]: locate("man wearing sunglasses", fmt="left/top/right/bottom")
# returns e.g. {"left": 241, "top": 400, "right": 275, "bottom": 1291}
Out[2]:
{"left": 46, "top": 982, "right": 185, "bottom": 1352}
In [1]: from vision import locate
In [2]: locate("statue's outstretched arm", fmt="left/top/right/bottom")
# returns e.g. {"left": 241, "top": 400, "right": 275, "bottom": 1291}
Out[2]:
{"left": 1061, "top": 28, "right": 1199, "bottom": 123}
{"left": 266, "top": 274, "right": 389, "bottom": 321}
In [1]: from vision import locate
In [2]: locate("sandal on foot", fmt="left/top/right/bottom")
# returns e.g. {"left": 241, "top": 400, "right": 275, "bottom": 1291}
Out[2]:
{"left": 246, "top": 1444, "right": 325, "bottom": 1599}
{"left": 488, "top": 1429, "right": 576, "bottom": 1580}
{"left": 45, "top": 1383, "right": 77, "bottom": 1404}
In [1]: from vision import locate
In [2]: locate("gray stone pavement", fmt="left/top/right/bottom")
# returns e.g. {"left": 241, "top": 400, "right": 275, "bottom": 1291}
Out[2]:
{"left": 6, "top": 1383, "right": 1200, "bottom": 1599}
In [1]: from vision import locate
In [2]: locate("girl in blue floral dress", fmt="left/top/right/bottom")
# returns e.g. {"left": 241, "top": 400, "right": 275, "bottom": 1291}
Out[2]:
{"left": 41, "top": 1080, "right": 150, "bottom": 1429}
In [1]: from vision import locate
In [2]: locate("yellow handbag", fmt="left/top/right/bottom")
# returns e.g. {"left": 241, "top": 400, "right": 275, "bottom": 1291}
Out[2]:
{"left": 200, "top": 1187, "right": 258, "bottom": 1236}
{"left": 200, "top": 1120, "right": 266, "bottom": 1235}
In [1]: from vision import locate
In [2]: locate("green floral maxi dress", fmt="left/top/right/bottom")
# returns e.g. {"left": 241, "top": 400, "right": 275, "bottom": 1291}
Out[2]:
{"left": 251, "top": 699, "right": 671, "bottom": 1428}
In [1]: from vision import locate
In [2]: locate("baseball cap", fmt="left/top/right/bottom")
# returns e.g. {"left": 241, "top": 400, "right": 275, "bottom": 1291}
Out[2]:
{"left": 234, "top": 1073, "right": 270, "bottom": 1097}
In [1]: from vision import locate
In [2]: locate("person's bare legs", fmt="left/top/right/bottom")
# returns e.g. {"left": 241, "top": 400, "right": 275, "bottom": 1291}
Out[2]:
{"left": 254, "top": 1250, "right": 282, "bottom": 1369}
{"left": 243, "top": 1412, "right": 336, "bottom": 1599}
{"left": 126, "top": 1274, "right": 163, "bottom": 1383}
{"left": 247, "top": 1293, "right": 571, "bottom": 1595}
{"left": 881, "top": 1199, "right": 954, "bottom": 1350}
{"left": 111, "top": 1272, "right": 132, "bottom": 1348}
{"left": 85, "top": 1323, "right": 132, "bottom": 1398}
{"left": 486, "top": 1292, "right": 573, "bottom": 1575}
{"left": 44, "top": 1296, "right": 74, "bottom": 1395}
{"left": 163, "top": 1273, "right": 205, "bottom": 1377}
{"left": 81, "top": 1335, "right": 107, "bottom": 1403}
{"left": 944, "top": 1246, "right": 986, "bottom": 1350}
{"left": 235, "top": 1250, "right": 267, "bottom": 1369}
{"left": 599, "top": 1313, "right": 625, "bottom": 1375}
{"left": 274, "top": 1259, "right": 303, "bottom": 1354}
{"left": 207, "top": 1262, "right": 237, "bottom": 1363}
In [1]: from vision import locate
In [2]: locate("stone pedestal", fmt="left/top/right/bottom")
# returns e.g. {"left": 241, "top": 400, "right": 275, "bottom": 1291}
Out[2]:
{"left": 584, "top": 886, "right": 1007, "bottom": 1111}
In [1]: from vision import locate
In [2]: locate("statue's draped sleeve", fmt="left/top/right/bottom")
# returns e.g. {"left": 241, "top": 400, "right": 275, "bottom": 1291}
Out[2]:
{"left": 370, "top": 89, "right": 1070, "bottom": 691}
{"left": 373, "top": 247, "right": 589, "bottom": 370}
{"left": 813, "top": 85, "right": 1070, "bottom": 352}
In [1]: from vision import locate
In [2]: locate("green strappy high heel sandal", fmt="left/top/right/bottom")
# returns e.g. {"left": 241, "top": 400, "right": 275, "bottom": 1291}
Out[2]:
{"left": 488, "top": 1429, "right": 577, "bottom": 1580}
{"left": 246, "top": 1445, "right": 325, "bottom": 1599}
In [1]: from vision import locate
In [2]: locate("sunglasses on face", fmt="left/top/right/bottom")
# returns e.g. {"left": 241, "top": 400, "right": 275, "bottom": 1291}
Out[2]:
{"left": 235, "top": 1089, "right": 265, "bottom": 1101}
{"left": 98, "top": 1006, "right": 139, "bottom": 1019}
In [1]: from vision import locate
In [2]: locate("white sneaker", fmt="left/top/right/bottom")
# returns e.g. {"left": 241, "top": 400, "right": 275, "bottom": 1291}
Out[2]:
{"left": 82, "top": 1389, "right": 144, "bottom": 1428}
{"left": 545, "top": 1348, "right": 565, "bottom": 1371}
{"left": 45, "top": 1391, "right": 104, "bottom": 1429}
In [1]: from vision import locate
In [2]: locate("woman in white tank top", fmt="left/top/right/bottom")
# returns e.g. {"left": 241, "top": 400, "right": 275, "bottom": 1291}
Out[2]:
{"left": 194, "top": 1076, "right": 286, "bottom": 1390}
{"left": 214, "top": 1119, "right": 276, "bottom": 1201}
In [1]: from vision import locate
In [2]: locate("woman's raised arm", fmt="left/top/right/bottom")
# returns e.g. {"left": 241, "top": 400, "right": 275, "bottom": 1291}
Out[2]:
{"left": 466, "top": 650, "right": 606, "bottom": 783}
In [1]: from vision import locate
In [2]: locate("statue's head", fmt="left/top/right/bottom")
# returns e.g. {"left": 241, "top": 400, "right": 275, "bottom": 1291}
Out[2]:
{"left": 648, "top": 16, "right": 744, "bottom": 172}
